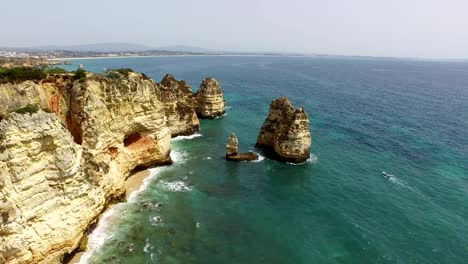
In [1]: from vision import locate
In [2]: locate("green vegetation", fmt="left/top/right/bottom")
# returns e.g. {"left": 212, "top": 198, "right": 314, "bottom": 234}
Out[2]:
{"left": 13, "top": 104, "right": 40, "bottom": 114}
{"left": 0, "top": 67, "right": 46, "bottom": 84}
{"left": 104, "top": 71, "right": 122, "bottom": 80}
{"left": 45, "top": 67, "right": 69, "bottom": 74}
{"left": 0, "top": 66, "right": 73, "bottom": 84}
{"left": 115, "top": 68, "right": 134, "bottom": 77}
{"left": 72, "top": 69, "right": 87, "bottom": 82}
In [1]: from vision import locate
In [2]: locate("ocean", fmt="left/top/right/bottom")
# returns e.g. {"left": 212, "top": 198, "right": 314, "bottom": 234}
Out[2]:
{"left": 64, "top": 56, "right": 468, "bottom": 264}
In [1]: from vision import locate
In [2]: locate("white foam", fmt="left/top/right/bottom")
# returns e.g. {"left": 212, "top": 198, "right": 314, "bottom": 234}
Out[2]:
{"left": 78, "top": 166, "right": 167, "bottom": 263}
{"left": 251, "top": 152, "right": 265, "bottom": 162}
{"left": 128, "top": 167, "right": 166, "bottom": 201}
{"left": 214, "top": 113, "right": 227, "bottom": 119}
{"left": 78, "top": 205, "right": 119, "bottom": 264}
{"left": 286, "top": 154, "right": 318, "bottom": 165}
{"left": 171, "top": 133, "right": 202, "bottom": 141}
{"left": 170, "top": 149, "right": 188, "bottom": 164}
{"left": 383, "top": 171, "right": 414, "bottom": 191}
{"left": 158, "top": 180, "right": 192, "bottom": 192}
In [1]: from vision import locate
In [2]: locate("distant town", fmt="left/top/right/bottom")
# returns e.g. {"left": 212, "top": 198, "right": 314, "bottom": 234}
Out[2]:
{"left": 0, "top": 48, "right": 212, "bottom": 68}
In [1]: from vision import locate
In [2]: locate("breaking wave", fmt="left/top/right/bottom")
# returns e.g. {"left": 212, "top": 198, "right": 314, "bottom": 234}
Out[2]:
{"left": 158, "top": 180, "right": 192, "bottom": 192}
{"left": 172, "top": 133, "right": 202, "bottom": 141}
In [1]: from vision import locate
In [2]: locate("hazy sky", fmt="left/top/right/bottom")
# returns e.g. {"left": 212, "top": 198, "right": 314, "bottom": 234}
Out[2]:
{"left": 2, "top": 0, "right": 468, "bottom": 58}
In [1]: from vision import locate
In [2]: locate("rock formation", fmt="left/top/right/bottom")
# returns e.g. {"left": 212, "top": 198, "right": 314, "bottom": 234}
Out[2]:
{"left": 0, "top": 69, "right": 223, "bottom": 264}
{"left": 225, "top": 133, "right": 259, "bottom": 161}
{"left": 256, "top": 97, "right": 311, "bottom": 163}
{"left": 195, "top": 77, "right": 225, "bottom": 118}
{"left": 226, "top": 133, "right": 239, "bottom": 156}
{"left": 157, "top": 74, "right": 199, "bottom": 137}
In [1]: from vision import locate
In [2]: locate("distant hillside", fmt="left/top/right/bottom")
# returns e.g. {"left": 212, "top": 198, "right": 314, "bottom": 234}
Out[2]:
{"left": 156, "top": 45, "right": 217, "bottom": 53}
{"left": 33, "top": 43, "right": 153, "bottom": 52}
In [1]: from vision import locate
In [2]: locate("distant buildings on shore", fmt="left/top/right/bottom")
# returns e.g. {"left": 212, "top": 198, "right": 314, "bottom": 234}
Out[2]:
{"left": 0, "top": 51, "right": 32, "bottom": 58}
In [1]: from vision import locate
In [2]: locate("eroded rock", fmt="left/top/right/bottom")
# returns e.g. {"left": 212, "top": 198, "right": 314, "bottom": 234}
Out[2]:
{"left": 256, "top": 97, "right": 311, "bottom": 163}
{"left": 195, "top": 77, "right": 225, "bottom": 118}
{"left": 0, "top": 69, "right": 226, "bottom": 264}
{"left": 225, "top": 133, "right": 259, "bottom": 162}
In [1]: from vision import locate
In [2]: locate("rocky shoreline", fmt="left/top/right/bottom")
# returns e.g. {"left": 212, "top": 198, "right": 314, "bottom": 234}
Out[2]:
{"left": 0, "top": 68, "right": 224, "bottom": 264}
{"left": 0, "top": 67, "right": 311, "bottom": 264}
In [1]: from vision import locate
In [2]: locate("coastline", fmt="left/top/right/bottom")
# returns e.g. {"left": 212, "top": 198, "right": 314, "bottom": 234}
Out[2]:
{"left": 48, "top": 54, "right": 301, "bottom": 61}
{"left": 66, "top": 168, "right": 153, "bottom": 264}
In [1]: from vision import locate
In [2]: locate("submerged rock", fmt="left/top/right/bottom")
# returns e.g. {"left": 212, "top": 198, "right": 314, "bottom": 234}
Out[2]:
{"left": 225, "top": 133, "right": 259, "bottom": 161}
{"left": 195, "top": 77, "right": 225, "bottom": 118}
{"left": 256, "top": 97, "right": 311, "bottom": 163}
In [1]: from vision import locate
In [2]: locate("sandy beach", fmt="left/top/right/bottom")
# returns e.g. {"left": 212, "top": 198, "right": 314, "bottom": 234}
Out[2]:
{"left": 66, "top": 169, "right": 151, "bottom": 264}
{"left": 124, "top": 169, "right": 151, "bottom": 199}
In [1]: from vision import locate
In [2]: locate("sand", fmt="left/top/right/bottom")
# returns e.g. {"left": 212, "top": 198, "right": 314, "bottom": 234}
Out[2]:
{"left": 65, "top": 169, "right": 151, "bottom": 263}
{"left": 124, "top": 169, "right": 151, "bottom": 199}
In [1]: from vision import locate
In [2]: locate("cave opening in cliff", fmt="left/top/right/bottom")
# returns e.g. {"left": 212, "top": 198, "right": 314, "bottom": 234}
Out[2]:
{"left": 123, "top": 133, "right": 142, "bottom": 147}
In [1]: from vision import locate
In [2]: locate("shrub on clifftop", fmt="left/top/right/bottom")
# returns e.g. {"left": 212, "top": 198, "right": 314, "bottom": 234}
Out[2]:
{"left": 73, "top": 69, "right": 87, "bottom": 82}
{"left": 0, "top": 67, "right": 46, "bottom": 84}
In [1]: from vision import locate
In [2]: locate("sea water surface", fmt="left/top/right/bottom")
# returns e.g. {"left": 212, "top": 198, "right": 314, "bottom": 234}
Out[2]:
{"left": 66, "top": 56, "right": 468, "bottom": 264}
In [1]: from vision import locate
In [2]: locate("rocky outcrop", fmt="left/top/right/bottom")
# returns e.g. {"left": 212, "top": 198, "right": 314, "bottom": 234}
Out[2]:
{"left": 0, "top": 69, "right": 222, "bottom": 264}
{"left": 226, "top": 133, "right": 239, "bottom": 156}
{"left": 195, "top": 77, "right": 225, "bottom": 118}
{"left": 256, "top": 97, "right": 311, "bottom": 163}
{"left": 157, "top": 74, "right": 199, "bottom": 137}
{"left": 0, "top": 111, "right": 90, "bottom": 264}
{"left": 0, "top": 74, "right": 73, "bottom": 122}
{"left": 225, "top": 133, "right": 259, "bottom": 161}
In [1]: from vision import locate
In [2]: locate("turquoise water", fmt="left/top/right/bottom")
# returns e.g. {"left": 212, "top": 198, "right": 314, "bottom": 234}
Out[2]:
{"left": 69, "top": 56, "right": 468, "bottom": 264}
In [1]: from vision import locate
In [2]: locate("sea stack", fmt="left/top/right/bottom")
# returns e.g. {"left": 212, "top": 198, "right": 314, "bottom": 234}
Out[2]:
{"left": 225, "top": 133, "right": 259, "bottom": 161}
{"left": 195, "top": 77, "right": 225, "bottom": 118}
{"left": 256, "top": 97, "right": 311, "bottom": 163}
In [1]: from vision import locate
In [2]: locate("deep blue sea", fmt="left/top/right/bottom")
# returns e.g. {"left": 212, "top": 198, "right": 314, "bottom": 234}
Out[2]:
{"left": 65, "top": 56, "right": 468, "bottom": 264}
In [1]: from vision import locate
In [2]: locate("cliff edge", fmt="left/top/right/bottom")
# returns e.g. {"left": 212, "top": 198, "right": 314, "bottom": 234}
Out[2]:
{"left": 0, "top": 68, "right": 222, "bottom": 264}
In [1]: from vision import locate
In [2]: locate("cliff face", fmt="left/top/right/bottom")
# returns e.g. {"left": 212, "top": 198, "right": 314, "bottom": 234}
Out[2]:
{"left": 256, "top": 97, "right": 311, "bottom": 163}
{"left": 0, "top": 70, "right": 218, "bottom": 264}
{"left": 0, "top": 112, "right": 92, "bottom": 264}
{"left": 195, "top": 77, "right": 225, "bottom": 118}
{"left": 0, "top": 74, "right": 72, "bottom": 122}
{"left": 157, "top": 74, "right": 199, "bottom": 137}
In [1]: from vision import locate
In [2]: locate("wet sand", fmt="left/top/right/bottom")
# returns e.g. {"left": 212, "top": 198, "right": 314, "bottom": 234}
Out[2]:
{"left": 124, "top": 169, "right": 151, "bottom": 199}
{"left": 66, "top": 169, "right": 151, "bottom": 264}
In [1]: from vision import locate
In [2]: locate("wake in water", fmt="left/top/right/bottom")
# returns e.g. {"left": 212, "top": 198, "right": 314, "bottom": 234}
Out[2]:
{"left": 381, "top": 171, "right": 414, "bottom": 191}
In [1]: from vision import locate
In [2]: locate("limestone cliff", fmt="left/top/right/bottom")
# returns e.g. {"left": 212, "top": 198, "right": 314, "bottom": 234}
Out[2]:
{"left": 157, "top": 74, "right": 199, "bottom": 137}
{"left": 256, "top": 97, "right": 311, "bottom": 163}
{"left": 195, "top": 77, "right": 225, "bottom": 118}
{"left": 0, "top": 69, "right": 221, "bottom": 264}
{"left": 0, "top": 74, "right": 73, "bottom": 122}
{"left": 0, "top": 111, "right": 90, "bottom": 264}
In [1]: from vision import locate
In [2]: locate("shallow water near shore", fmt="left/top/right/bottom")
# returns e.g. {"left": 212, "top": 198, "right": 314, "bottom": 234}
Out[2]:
{"left": 66, "top": 56, "right": 468, "bottom": 263}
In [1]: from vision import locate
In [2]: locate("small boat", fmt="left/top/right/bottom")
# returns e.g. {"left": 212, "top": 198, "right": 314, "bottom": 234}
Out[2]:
{"left": 382, "top": 171, "right": 391, "bottom": 179}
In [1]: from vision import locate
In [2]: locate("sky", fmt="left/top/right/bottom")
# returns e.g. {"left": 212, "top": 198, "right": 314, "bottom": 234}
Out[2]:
{"left": 1, "top": 0, "right": 468, "bottom": 59}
